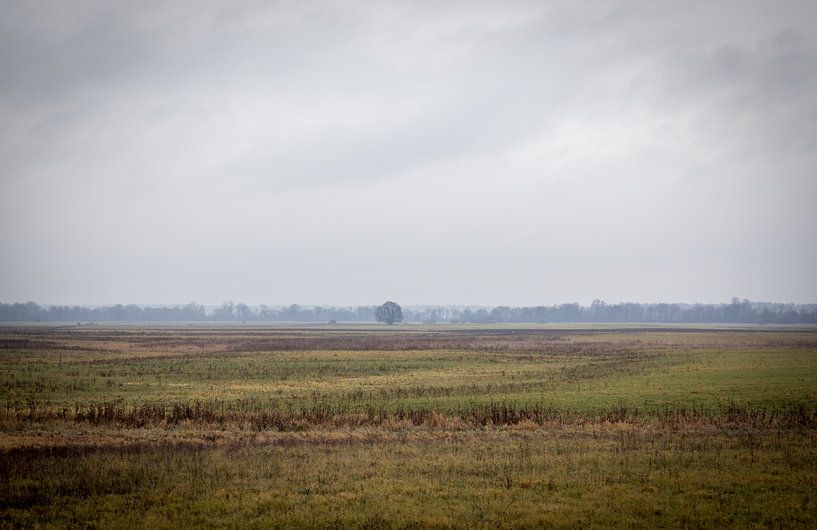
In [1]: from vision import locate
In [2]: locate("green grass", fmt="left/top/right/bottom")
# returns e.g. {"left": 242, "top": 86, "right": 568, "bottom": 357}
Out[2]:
{"left": 3, "top": 342, "right": 816, "bottom": 416}
{"left": 2, "top": 326, "right": 817, "bottom": 528}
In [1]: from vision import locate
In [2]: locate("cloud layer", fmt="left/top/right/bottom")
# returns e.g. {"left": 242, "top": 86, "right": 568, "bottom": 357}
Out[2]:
{"left": 2, "top": 1, "right": 816, "bottom": 305}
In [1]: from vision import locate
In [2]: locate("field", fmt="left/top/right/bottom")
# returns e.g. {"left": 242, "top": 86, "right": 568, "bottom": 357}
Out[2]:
{"left": 2, "top": 324, "right": 817, "bottom": 528}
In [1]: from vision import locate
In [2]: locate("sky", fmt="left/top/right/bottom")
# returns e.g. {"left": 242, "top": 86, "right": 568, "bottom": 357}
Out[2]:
{"left": 1, "top": 0, "right": 816, "bottom": 307}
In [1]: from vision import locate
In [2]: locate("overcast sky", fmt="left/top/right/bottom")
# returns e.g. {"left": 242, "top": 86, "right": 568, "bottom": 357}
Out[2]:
{"left": 2, "top": 1, "right": 816, "bottom": 306}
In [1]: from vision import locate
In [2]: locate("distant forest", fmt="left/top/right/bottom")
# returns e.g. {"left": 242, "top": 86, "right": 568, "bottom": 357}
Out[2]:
{"left": 1, "top": 299, "right": 816, "bottom": 324}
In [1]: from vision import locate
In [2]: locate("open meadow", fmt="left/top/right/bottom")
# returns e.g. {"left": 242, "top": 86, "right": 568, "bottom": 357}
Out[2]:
{"left": 2, "top": 324, "right": 817, "bottom": 528}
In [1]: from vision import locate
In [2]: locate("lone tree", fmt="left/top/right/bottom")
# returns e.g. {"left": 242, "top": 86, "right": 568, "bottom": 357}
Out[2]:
{"left": 375, "top": 301, "right": 403, "bottom": 325}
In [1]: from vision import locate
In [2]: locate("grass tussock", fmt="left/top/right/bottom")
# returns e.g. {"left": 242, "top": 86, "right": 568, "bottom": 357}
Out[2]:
{"left": 3, "top": 398, "right": 815, "bottom": 433}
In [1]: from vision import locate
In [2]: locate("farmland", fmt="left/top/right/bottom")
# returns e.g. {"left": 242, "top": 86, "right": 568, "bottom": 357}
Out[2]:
{"left": 2, "top": 324, "right": 817, "bottom": 528}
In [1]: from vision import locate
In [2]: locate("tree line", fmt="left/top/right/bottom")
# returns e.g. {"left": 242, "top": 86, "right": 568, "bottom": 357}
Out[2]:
{"left": 1, "top": 298, "right": 815, "bottom": 323}
{"left": 0, "top": 302, "right": 376, "bottom": 323}
{"left": 429, "top": 298, "right": 817, "bottom": 324}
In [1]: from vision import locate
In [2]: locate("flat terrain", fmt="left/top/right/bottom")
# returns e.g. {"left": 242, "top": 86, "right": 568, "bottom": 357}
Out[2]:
{"left": 2, "top": 325, "right": 816, "bottom": 528}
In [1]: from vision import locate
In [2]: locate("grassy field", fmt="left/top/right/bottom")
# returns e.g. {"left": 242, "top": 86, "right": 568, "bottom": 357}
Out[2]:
{"left": 2, "top": 325, "right": 817, "bottom": 528}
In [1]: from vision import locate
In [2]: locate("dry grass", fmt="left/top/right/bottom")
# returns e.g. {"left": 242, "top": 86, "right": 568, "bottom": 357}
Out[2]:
{"left": 1, "top": 325, "right": 816, "bottom": 528}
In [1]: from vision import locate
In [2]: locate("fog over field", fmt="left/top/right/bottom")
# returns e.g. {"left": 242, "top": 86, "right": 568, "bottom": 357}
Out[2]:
{"left": 1, "top": 1, "right": 816, "bottom": 306}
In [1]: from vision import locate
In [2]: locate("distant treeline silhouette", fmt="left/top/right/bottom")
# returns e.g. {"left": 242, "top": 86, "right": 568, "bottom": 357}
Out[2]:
{"left": 1, "top": 298, "right": 815, "bottom": 323}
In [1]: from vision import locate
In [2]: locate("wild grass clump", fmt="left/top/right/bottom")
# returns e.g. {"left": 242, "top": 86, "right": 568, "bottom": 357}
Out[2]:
{"left": 5, "top": 399, "right": 814, "bottom": 432}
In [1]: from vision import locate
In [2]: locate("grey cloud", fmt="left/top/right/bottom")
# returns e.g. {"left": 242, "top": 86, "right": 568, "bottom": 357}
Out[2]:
{"left": 0, "top": 5, "right": 157, "bottom": 103}
{"left": 1, "top": 1, "right": 816, "bottom": 305}
{"left": 644, "top": 29, "right": 817, "bottom": 163}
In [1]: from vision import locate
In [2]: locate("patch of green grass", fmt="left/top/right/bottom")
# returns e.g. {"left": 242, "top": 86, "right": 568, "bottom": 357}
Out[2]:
{"left": 3, "top": 338, "right": 816, "bottom": 416}
{"left": 11, "top": 344, "right": 817, "bottom": 414}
